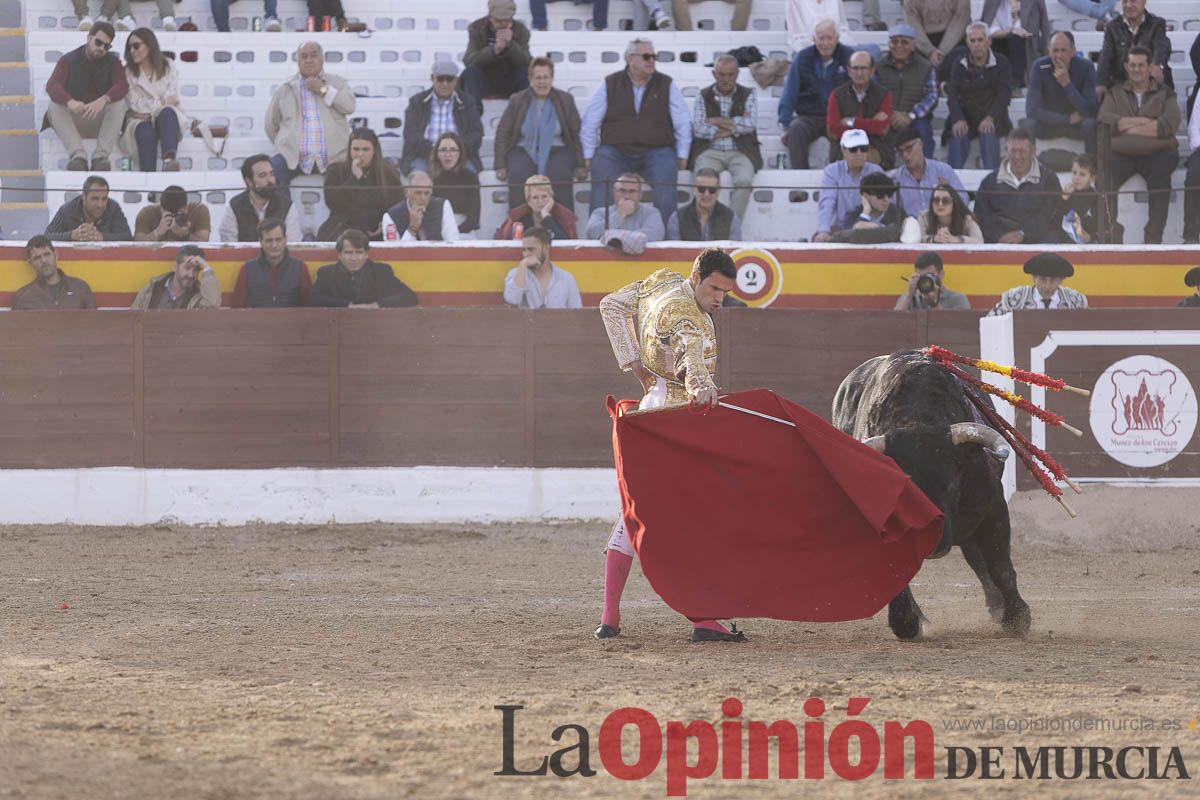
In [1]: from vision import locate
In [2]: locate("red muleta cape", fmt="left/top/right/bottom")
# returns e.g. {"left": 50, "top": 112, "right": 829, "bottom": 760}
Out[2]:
{"left": 608, "top": 388, "right": 943, "bottom": 623}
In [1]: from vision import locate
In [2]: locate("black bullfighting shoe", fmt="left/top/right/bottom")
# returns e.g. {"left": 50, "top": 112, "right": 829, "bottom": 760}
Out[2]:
{"left": 690, "top": 623, "right": 748, "bottom": 643}
{"left": 594, "top": 624, "right": 620, "bottom": 640}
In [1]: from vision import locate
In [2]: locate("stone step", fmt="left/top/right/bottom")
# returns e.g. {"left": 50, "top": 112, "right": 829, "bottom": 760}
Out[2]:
{"left": 0, "top": 62, "right": 30, "bottom": 96}
{"left": 0, "top": 5, "right": 21, "bottom": 28}
{"left": 0, "top": 94, "right": 35, "bottom": 129}
{"left": 0, "top": 129, "right": 38, "bottom": 170}
{"left": 0, "top": 169, "right": 45, "bottom": 204}
{"left": 0, "top": 201, "right": 50, "bottom": 242}
{"left": 0, "top": 28, "right": 27, "bottom": 63}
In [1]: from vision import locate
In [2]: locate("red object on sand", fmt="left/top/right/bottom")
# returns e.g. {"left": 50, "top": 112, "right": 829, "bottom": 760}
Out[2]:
{"left": 58, "top": 602, "right": 70, "bottom": 610}
{"left": 608, "top": 388, "right": 943, "bottom": 623}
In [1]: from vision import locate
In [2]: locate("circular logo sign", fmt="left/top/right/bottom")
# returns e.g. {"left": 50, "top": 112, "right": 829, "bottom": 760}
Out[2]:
{"left": 1089, "top": 355, "right": 1197, "bottom": 468}
{"left": 729, "top": 247, "right": 783, "bottom": 308}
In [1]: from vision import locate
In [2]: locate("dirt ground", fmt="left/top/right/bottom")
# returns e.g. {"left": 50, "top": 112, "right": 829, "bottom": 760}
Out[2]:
{"left": 1, "top": 486, "right": 1198, "bottom": 799}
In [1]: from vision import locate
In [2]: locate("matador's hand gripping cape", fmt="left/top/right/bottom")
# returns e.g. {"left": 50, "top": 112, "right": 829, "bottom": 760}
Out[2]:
{"left": 600, "top": 269, "right": 717, "bottom": 408}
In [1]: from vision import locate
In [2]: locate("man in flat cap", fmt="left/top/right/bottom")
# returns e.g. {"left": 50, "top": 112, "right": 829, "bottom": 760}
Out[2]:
{"left": 876, "top": 24, "right": 939, "bottom": 161}
{"left": 401, "top": 60, "right": 484, "bottom": 176}
{"left": 986, "top": 252, "right": 1088, "bottom": 315}
{"left": 461, "top": 0, "right": 531, "bottom": 117}
{"left": 1180, "top": 267, "right": 1200, "bottom": 308}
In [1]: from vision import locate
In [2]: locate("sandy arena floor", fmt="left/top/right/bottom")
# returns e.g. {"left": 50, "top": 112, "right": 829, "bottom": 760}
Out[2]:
{"left": 1, "top": 487, "right": 1198, "bottom": 799}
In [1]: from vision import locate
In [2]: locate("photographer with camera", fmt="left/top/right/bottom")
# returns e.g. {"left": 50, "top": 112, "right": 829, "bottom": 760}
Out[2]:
{"left": 134, "top": 185, "right": 211, "bottom": 242}
{"left": 894, "top": 251, "right": 970, "bottom": 310}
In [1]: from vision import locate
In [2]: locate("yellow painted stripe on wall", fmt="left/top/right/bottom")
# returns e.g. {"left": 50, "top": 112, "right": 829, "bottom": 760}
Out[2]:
{"left": 0, "top": 256, "right": 1189, "bottom": 296}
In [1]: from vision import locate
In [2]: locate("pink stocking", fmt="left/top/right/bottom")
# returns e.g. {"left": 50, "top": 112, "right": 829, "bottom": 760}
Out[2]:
{"left": 601, "top": 550, "right": 633, "bottom": 628}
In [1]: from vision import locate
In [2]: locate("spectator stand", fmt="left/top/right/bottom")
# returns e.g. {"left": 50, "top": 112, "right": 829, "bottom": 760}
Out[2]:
{"left": 41, "top": 164, "right": 1189, "bottom": 245}
{"left": 8, "top": 1, "right": 1200, "bottom": 241}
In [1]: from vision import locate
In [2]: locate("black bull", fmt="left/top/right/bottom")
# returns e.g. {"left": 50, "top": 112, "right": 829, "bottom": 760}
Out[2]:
{"left": 832, "top": 351, "right": 1032, "bottom": 639}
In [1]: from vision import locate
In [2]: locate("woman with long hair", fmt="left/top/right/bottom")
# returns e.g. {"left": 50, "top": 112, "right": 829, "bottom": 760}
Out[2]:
{"left": 119, "top": 28, "right": 185, "bottom": 171}
{"left": 319, "top": 127, "right": 404, "bottom": 241}
{"left": 429, "top": 132, "right": 481, "bottom": 235}
{"left": 495, "top": 174, "right": 579, "bottom": 240}
{"left": 914, "top": 183, "right": 983, "bottom": 243}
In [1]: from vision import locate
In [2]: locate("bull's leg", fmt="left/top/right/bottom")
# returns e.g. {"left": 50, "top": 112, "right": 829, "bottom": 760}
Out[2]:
{"left": 959, "top": 538, "right": 1004, "bottom": 622}
{"left": 977, "top": 509, "right": 1031, "bottom": 636}
{"left": 887, "top": 586, "right": 923, "bottom": 640}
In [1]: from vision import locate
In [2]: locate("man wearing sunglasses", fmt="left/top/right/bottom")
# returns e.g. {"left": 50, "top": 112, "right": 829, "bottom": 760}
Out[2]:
{"left": 814, "top": 128, "right": 883, "bottom": 242}
{"left": 581, "top": 38, "right": 693, "bottom": 226}
{"left": 666, "top": 168, "right": 742, "bottom": 241}
{"left": 828, "top": 171, "right": 903, "bottom": 243}
{"left": 43, "top": 21, "right": 128, "bottom": 172}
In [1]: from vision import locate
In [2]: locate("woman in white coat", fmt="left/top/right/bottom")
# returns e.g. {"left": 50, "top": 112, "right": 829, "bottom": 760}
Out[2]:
{"left": 120, "top": 27, "right": 186, "bottom": 171}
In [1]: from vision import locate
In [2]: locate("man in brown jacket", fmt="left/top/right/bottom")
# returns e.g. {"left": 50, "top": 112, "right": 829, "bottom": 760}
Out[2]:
{"left": 1097, "top": 46, "right": 1180, "bottom": 244}
{"left": 494, "top": 56, "right": 585, "bottom": 213}
{"left": 11, "top": 235, "right": 96, "bottom": 310}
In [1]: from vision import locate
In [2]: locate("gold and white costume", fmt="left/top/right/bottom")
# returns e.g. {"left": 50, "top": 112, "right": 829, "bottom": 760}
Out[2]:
{"left": 600, "top": 268, "right": 719, "bottom": 554}
{"left": 599, "top": 268, "right": 718, "bottom": 412}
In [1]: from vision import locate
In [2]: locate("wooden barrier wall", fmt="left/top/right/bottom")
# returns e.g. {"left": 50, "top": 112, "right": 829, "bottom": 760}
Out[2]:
{"left": 4, "top": 308, "right": 1195, "bottom": 478}
{"left": 0, "top": 308, "right": 982, "bottom": 469}
{"left": 1011, "top": 310, "right": 1200, "bottom": 485}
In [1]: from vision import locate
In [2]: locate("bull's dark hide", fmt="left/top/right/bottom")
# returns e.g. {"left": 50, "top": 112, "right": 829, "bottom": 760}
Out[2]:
{"left": 833, "top": 350, "right": 1032, "bottom": 640}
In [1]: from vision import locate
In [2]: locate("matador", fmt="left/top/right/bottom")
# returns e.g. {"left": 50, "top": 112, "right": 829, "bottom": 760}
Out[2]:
{"left": 594, "top": 248, "right": 746, "bottom": 643}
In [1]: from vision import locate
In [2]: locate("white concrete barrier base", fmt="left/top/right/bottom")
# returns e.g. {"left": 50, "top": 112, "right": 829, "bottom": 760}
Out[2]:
{"left": 0, "top": 467, "right": 620, "bottom": 526}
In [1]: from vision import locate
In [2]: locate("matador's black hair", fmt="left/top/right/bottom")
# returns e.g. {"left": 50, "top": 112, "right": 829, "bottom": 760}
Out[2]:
{"left": 693, "top": 247, "right": 736, "bottom": 281}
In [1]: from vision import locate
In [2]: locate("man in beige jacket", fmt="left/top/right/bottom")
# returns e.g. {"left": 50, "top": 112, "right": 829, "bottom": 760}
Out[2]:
{"left": 131, "top": 245, "right": 221, "bottom": 310}
{"left": 265, "top": 41, "right": 356, "bottom": 187}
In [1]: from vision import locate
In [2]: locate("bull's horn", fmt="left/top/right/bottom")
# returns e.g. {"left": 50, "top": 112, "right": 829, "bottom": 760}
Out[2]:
{"left": 861, "top": 435, "right": 887, "bottom": 453}
{"left": 950, "top": 423, "right": 1009, "bottom": 460}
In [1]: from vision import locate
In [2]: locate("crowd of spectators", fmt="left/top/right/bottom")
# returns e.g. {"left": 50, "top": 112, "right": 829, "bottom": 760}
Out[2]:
{"left": 35, "top": 0, "right": 1200, "bottom": 254}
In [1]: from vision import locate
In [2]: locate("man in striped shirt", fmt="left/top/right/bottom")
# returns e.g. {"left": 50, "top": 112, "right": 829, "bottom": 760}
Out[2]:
{"left": 688, "top": 55, "right": 761, "bottom": 218}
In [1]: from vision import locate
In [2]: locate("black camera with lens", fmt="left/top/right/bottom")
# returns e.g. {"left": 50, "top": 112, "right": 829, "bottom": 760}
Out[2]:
{"left": 916, "top": 273, "right": 940, "bottom": 294}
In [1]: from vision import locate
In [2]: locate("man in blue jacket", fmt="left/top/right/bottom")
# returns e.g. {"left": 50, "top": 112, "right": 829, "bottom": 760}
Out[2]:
{"left": 778, "top": 19, "right": 852, "bottom": 169}
{"left": 1022, "top": 31, "right": 1099, "bottom": 153}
